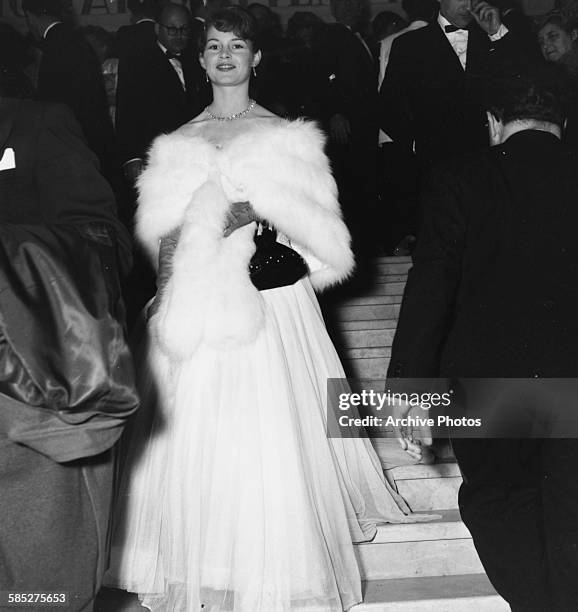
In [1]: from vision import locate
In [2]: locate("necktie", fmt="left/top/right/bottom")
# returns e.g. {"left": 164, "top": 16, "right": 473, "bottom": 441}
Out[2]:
{"left": 165, "top": 50, "right": 181, "bottom": 61}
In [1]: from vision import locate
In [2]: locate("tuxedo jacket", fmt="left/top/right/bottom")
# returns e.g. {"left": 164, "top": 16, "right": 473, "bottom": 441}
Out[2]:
{"left": 115, "top": 41, "right": 205, "bottom": 164}
{"left": 316, "top": 23, "right": 379, "bottom": 143}
{"left": 388, "top": 130, "right": 578, "bottom": 379}
{"left": 37, "top": 22, "right": 115, "bottom": 165}
{"left": 379, "top": 22, "right": 527, "bottom": 167}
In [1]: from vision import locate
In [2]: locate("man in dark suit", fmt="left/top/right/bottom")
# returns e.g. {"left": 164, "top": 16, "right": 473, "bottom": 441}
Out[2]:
{"left": 116, "top": 2, "right": 207, "bottom": 326}
{"left": 116, "top": 2, "right": 206, "bottom": 186}
{"left": 23, "top": 0, "right": 116, "bottom": 176}
{"left": 316, "top": 0, "right": 379, "bottom": 253}
{"left": 380, "top": 0, "right": 526, "bottom": 173}
{"left": 114, "top": 0, "right": 159, "bottom": 60}
{"left": 388, "top": 71, "right": 578, "bottom": 610}
{"left": 0, "top": 79, "right": 138, "bottom": 610}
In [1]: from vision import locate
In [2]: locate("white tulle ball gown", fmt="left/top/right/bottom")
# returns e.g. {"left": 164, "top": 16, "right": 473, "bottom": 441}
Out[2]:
{"left": 105, "top": 119, "right": 432, "bottom": 612}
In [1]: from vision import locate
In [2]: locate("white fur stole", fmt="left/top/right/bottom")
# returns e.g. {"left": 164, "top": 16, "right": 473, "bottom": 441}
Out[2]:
{"left": 136, "top": 119, "right": 354, "bottom": 360}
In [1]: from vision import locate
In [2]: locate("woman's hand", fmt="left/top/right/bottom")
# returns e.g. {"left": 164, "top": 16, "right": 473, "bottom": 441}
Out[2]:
{"left": 223, "top": 201, "right": 256, "bottom": 237}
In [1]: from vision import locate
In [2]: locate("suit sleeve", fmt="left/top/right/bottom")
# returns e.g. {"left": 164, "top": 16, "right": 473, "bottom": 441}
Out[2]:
{"left": 379, "top": 35, "right": 415, "bottom": 151}
{"left": 387, "top": 163, "right": 467, "bottom": 378}
{"left": 34, "top": 103, "right": 132, "bottom": 275}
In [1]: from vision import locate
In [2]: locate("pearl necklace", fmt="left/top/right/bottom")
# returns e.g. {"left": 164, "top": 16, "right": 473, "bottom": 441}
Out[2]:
{"left": 205, "top": 99, "right": 256, "bottom": 121}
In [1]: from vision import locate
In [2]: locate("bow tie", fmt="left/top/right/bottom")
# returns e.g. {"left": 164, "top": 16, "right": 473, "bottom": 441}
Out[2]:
{"left": 165, "top": 50, "right": 181, "bottom": 61}
{"left": 444, "top": 24, "right": 467, "bottom": 33}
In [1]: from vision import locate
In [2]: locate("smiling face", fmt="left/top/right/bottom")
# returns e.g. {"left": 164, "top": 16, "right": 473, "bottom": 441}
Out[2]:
{"left": 200, "top": 26, "right": 261, "bottom": 86}
{"left": 539, "top": 23, "right": 577, "bottom": 63}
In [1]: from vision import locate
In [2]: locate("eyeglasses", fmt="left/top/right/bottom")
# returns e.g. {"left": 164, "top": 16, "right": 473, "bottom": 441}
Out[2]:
{"left": 159, "top": 24, "right": 191, "bottom": 37}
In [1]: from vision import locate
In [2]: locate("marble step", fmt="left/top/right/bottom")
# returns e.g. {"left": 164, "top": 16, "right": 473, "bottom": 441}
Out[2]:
{"left": 344, "top": 346, "right": 392, "bottom": 360}
{"left": 353, "top": 282, "right": 407, "bottom": 298}
{"left": 342, "top": 346, "right": 392, "bottom": 379}
{"left": 340, "top": 329, "right": 397, "bottom": 349}
{"left": 339, "top": 295, "right": 404, "bottom": 307}
{"left": 335, "top": 304, "right": 401, "bottom": 322}
{"left": 387, "top": 460, "right": 461, "bottom": 512}
{"left": 346, "top": 357, "right": 391, "bottom": 379}
{"left": 372, "top": 274, "right": 408, "bottom": 284}
{"left": 337, "top": 320, "right": 398, "bottom": 332}
{"left": 355, "top": 574, "right": 509, "bottom": 611}
{"left": 355, "top": 510, "right": 483, "bottom": 581}
{"left": 373, "top": 258, "right": 412, "bottom": 276}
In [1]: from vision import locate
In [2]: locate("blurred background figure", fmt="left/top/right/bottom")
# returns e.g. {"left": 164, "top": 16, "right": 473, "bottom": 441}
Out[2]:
{"left": 22, "top": 0, "right": 116, "bottom": 180}
{"left": 83, "top": 25, "right": 119, "bottom": 123}
{"left": 538, "top": 13, "right": 578, "bottom": 146}
{"left": 317, "top": 0, "right": 379, "bottom": 257}
{"left": 378, "top": 0, "right": 437, "bottom": 87}
{"left": 372, "top": 10, "right": 407, "bottom": 52}
{"left": 376, "top": 0, "right": 437, "bottom": 255}
{"left": 538, "top": 12, "right": 578, "bottom": 69}
{"left": 282, "top": 11, "right": 326, "bottom": 119}
{"left": 83, "top": 24, "right": 115, "bottom": 65}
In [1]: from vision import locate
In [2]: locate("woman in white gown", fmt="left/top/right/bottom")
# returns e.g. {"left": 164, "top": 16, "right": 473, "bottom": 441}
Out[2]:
{"left": 105, "top": 7, "right": 432, "bottom": 611}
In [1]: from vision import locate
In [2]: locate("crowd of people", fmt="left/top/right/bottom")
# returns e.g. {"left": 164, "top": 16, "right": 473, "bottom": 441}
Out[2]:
{"left": 1, "top": 0, "right": 578, "bottom": 611}
{"left": 5, "top": 0, "right": 578, "bottom": 265}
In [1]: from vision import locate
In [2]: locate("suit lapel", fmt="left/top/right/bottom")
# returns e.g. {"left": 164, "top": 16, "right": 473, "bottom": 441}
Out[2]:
{"left": 425, "top": 24, "right": 464, "bottom": 79}
{"left": 153, "top": 44, "right": 186, "bottom": 95}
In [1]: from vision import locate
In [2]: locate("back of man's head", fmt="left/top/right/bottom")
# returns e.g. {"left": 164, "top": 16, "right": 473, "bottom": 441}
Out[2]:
{"left": 401, "top": 0, "right": 437, "bottom": 23}
{"left": 488, "top": 67, "right": 567, "bottom": 129}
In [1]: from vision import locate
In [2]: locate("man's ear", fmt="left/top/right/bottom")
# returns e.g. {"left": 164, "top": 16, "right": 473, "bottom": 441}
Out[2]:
{"left": 252, "top": 49, "right": 262, "bottom": 69}
{"left": 486, "top": 111, "right": 503, "bottom": 145}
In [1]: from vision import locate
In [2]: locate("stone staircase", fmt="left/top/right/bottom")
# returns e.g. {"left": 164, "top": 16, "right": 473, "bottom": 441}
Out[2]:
{"left": 331, "top": 256, "right": 509, "bottom": 611}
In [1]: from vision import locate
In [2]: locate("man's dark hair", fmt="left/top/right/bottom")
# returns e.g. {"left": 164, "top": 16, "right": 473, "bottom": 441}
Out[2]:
{"left": 401, "top": 0, "right": 437, "bottom": 23}
{"left": 22, "top": 0, "right": 71, "bottom": 18}
{"left": 488, "top": 67, "right": 568, "bottom": 127}
{"left": 199, "top": 6, "right": 261, "bottom": 52}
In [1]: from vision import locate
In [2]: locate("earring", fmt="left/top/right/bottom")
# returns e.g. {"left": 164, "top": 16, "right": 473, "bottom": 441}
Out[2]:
{"left": 252, "top": 66, "right": 257, "bottom": 77}
{"left": 205, "top": 71, "right": 209, "bottom": 82}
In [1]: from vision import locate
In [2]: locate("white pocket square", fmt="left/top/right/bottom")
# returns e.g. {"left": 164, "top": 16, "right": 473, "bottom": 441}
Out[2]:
{"left": 0, "top": 148, "right": 16, "bottom": 171}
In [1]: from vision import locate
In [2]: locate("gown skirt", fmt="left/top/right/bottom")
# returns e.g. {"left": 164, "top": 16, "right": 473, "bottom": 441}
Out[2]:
{"left": 105, "top": 277, "right": 431, "bottom": 612}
